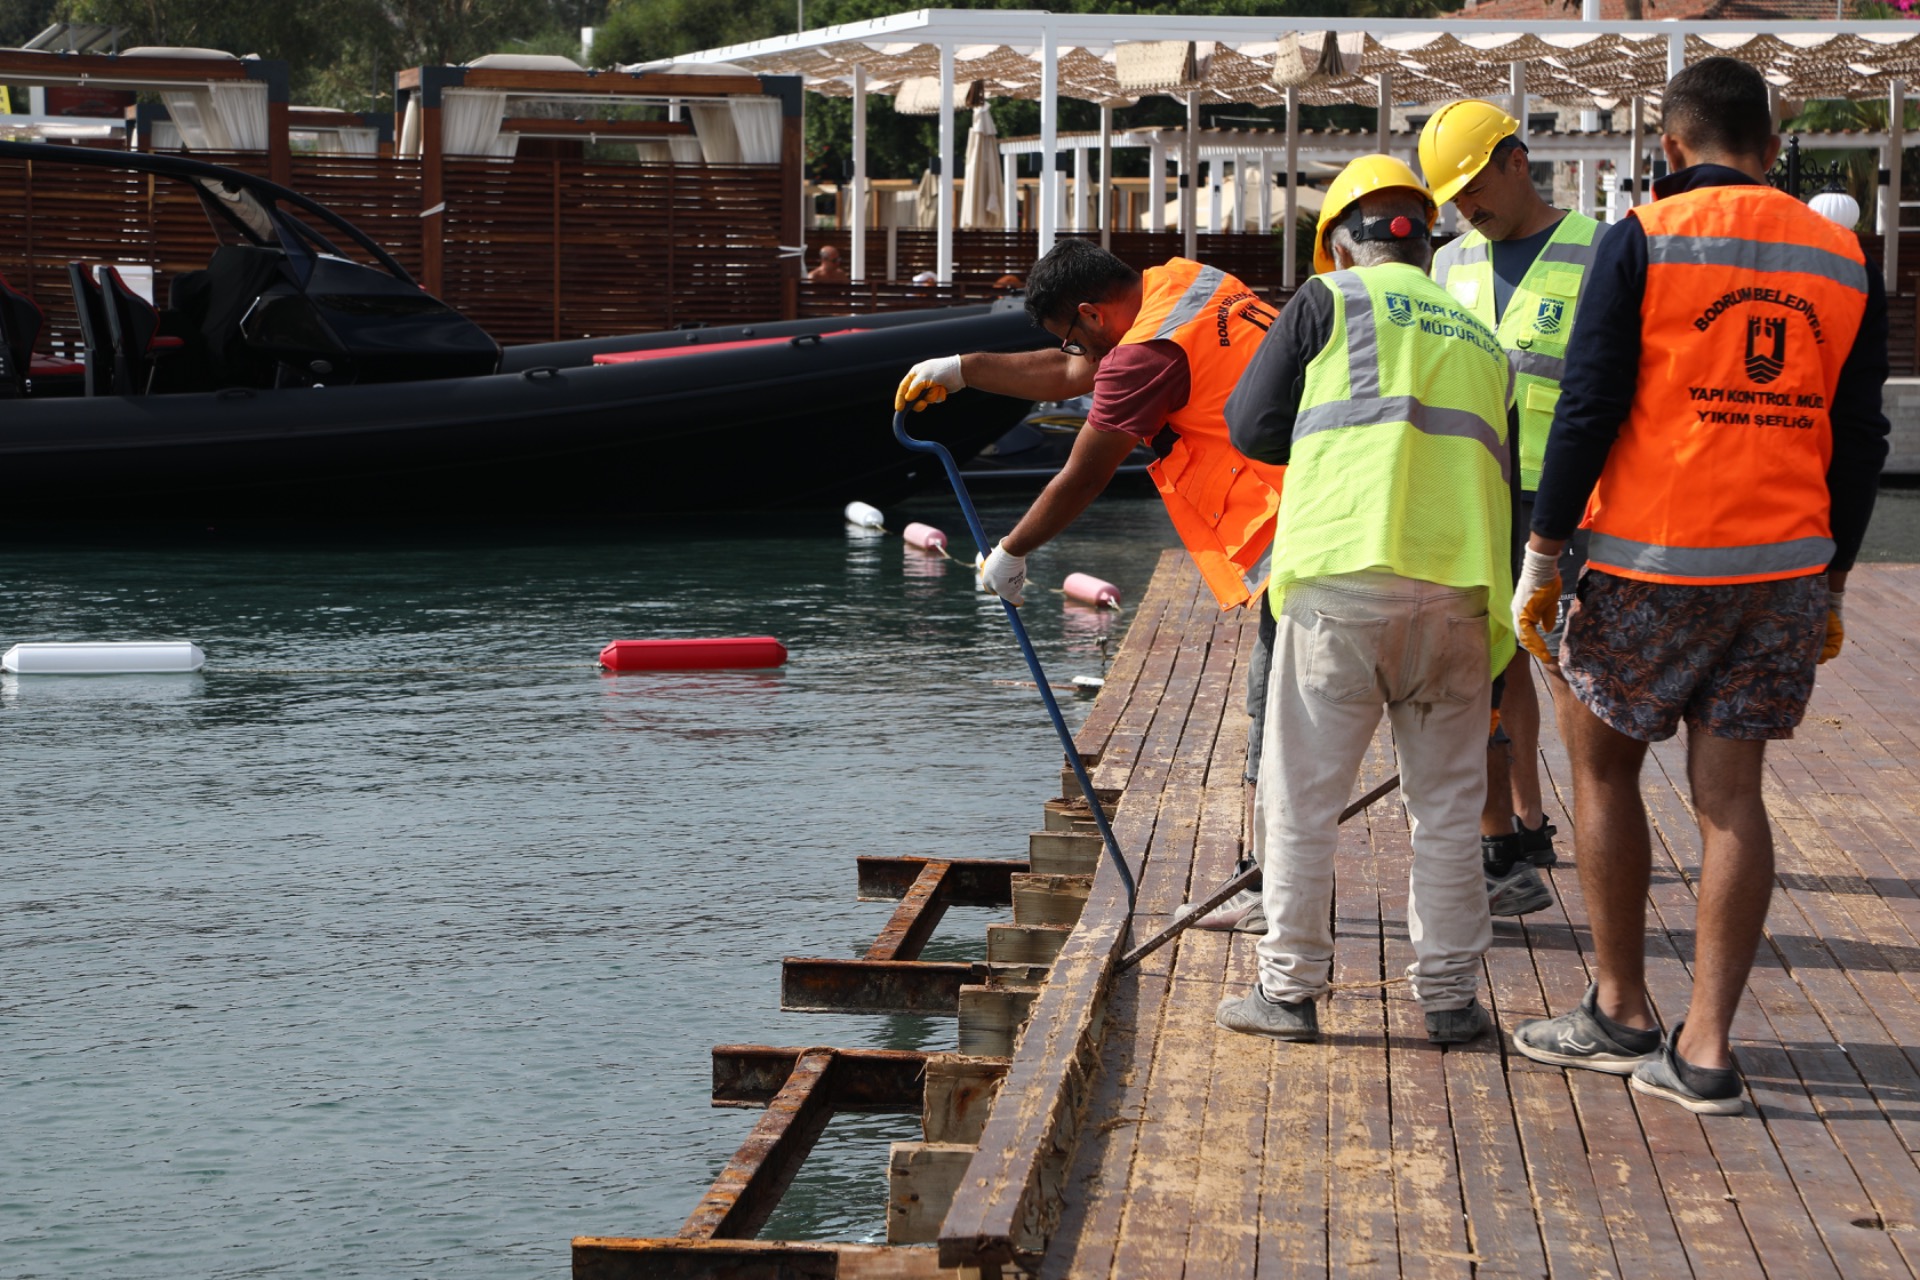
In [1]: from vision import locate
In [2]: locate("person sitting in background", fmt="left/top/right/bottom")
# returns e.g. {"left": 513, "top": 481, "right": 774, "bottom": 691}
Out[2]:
{"left": 807, "top": 244, "right": 849, "bottom": 283}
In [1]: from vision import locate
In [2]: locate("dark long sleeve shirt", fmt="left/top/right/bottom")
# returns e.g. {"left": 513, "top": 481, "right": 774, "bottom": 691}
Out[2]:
{"left": 1530, "top": 164, "right": 1891, "bottom": 574}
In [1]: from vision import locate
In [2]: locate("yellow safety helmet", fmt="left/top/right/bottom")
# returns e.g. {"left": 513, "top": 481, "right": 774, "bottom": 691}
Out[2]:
{"left": 1313, "top": 154, "right": 1436, "bottom": 275}
{"left": 1418, "top": 98, "right": 1520, "bottom": 207}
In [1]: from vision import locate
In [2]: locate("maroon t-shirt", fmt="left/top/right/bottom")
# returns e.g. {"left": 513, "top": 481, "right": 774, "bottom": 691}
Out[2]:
{"left": 1085, "top": 338, "right": 1191, "bottom": 441}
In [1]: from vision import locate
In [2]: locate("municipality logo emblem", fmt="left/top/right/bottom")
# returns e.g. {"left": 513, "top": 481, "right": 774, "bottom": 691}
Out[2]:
{"left": 1745, "top": 315, "right": 1787, "bottom": 384}
{"left": 1385, "top": 293, "right": 1413, "bottom": 327}
{"left": 1535, "top": 298, "right": 1565, "bottom": 335}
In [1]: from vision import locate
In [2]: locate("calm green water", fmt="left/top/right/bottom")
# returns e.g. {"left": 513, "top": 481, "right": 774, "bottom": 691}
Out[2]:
{"left": 0, "top": 494, "right": 1175, "bottom": 1279}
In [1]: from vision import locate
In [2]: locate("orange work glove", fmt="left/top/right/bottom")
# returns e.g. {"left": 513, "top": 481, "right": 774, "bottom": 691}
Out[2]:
{"left": 1510, "top": 547, "right": 1562, "bottom": 665}
{"left": 1819, "top": 590, "right": 1844, "bottom": 664}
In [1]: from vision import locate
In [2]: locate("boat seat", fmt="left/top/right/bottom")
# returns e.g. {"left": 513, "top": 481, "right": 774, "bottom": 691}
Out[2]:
{"left": 98, "top": 264, "right": 184, "bottom": 395}
{"left": 66, "top": 263, "right": 114, "bottom": 397}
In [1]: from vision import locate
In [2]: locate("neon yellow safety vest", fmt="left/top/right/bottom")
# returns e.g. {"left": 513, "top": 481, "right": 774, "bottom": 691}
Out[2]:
{"left": 1274, "top": 262, "right": 1516, "bottom": 674}
{"left": 1430, "top": 211, "right": 1601, "bottom": 492}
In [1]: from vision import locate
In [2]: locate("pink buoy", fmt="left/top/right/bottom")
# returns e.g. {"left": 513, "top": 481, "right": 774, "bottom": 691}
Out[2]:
{"left": 1063, "top": 572, "right": 1122, "bottom": 608}
{"left": 599, "top": 637, "right": 787, "bottom": 672}
{"left": 902, "top": 521, "right": 948, "bottom": 552}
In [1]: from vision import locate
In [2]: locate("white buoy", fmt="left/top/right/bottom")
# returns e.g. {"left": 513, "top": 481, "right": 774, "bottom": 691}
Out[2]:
{"left": 902, "top": 521, "right": 948, "bottom": 552}
{"left": 3, "top": 641, "right": 206, "bottom": 674}
{"left": 843, "top": 501, "right": 886, "bottom": 529}
{"left": 1063, "top": 573, "right": 1123, "bottom": 608}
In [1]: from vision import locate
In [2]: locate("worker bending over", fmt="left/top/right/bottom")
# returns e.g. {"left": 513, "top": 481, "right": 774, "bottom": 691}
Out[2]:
{"left": 1510, "top": 57, "right": 1888, "bottom": 1113}
{"left": 1219, "top": 157, "right": 1517, "bottom": 1045}
{"left": 895, "top": 243, "right": 1285, "bottom": 929}
{"left": 1421, "top": 100, "right": 1606, "bottom": 901}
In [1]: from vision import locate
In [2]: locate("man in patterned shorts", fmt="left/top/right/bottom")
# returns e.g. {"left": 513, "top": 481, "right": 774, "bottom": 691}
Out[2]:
{"left": 1506, "top": 57, "right": 1888, "bottom": 1114}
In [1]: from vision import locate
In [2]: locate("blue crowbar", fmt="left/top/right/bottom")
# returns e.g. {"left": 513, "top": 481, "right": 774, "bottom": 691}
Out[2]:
{"left": 893, "top": 408, "right": 1139, "bottom": 910}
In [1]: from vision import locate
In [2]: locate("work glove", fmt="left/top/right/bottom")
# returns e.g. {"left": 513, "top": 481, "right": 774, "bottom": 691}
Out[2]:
{"left": 978, "top": 540, "right": 1028, "bottom": 605}
{"left": 1511, "top": 547, "right": 1563, "bottom": 665}
{"left": 1820, "top": 590, "right": 1844, "bottom": 664}
{"left": 895, "top": 355, "right": 965, "bottom": 412}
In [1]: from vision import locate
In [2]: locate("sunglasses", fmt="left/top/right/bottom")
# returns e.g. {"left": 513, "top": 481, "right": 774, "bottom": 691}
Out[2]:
{"left": 1058, "top": 311, "right": 1089, "bottom": 357}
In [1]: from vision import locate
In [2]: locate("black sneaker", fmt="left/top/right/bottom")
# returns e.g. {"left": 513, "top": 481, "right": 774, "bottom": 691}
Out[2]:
{"left": 1630, "top": 1022, "right": 1747, "bottom": 1115}
{"left": 1512, "top": 982, "right": 1661, "bottom": 1075}
{"left": 1517, "top": 816, "right": 1558, "bottom": 867}
{"left": 1484, "top": 832, "right": 1553, "bottom": 916}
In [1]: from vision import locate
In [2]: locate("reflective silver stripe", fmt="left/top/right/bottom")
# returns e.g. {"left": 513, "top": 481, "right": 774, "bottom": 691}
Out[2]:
{"left": 1538, "top": 239, "right": 1598, "bottom": 268}
{"left": 1436, "top": 238, "right": 1488, "bottom": 270}
{"left": 1294, "top": 395, "right": 1511, "bottom": 483}
{"left": 1511, "top": 349, "right": 1564, "bottom": 382}
{"left": 1327, "top": 271, "right": 1381, "bottom": 398}
{"left": 1152, "top": 263, "right": 1227, "bottom": 339}
{"left": 1587, "top": 532, "right": 1835, "bottom": 580}
{"left": 1644, "top": 234, "right": 1869, "bottom": 294}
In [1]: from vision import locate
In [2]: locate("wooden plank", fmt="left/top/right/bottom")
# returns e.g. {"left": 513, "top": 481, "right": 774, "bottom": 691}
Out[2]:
{"left": 957, "top": 984, "right": 1042, "bottom": 1058}
{"left": 1010, "top": 873, "right": 1092, "bottom": 928}
{"left": 1027, "top": 831, "right": 1103, "bottom": 877}
{"left": 888, "top": 1144, "right": 979, "bottom": 1245}
{"left": 679, "top": 1048, "right": 838, "bottom": 1241}
{"left": 985, "top": 923, "right": 1071, "bottom": 967}
{"left": 781, "top": 958, "right": 971, "bottom": 1016}
{"left": 923, "top": 1055, "right": 1010, "bottom": 1146}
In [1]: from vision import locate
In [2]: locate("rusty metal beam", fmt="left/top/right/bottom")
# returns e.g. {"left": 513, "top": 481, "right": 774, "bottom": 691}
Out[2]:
{"left": 856, "top": 856, "right": 1024, "bottom": 906}
{"left": 679, "top": 1048, "right": 838, "bottom": 1242}
{"left": 572, "top": 1238, "right": 949, "bottom": 1280}
{"left": 866, "top": 861, "right": 950, "bottom": 962}
{"left": 781, "top": 958, "right": 971, "bottom": 1015}
{"left": 711, "top": 1045, "right": 927, "bottom": 1112}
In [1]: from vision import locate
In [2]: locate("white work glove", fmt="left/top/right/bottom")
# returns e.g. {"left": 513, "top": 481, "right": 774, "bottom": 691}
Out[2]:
{"left": 1511, "top": 547, "right": 1563, "bottom": 665}
{"left": 895, "top": 354, "right": 965, "bottom": 412}
{"left": 978, "top": 540, "right": 1028, "bottom": 605}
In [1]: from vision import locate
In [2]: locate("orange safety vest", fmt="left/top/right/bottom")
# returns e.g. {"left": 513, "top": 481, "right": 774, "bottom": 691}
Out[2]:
{"left": 1119, "top": 258, "right": 1287, "bottom": 609}
{"left": 1583, "top": 185, "right": 1869, "bottom": 586}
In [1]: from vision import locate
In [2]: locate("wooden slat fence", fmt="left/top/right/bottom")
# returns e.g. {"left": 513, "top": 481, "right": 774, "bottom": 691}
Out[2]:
{"left": 0, "top": 151, "right": 793, "bottom": 352}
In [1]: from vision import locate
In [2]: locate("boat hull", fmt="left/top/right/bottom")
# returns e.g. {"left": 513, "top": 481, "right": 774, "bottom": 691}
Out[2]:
{"left": 0, "top": 306, "right": 1046, "bottom": 522}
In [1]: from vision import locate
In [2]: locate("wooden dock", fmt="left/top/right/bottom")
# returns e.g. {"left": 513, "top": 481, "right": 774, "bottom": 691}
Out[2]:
{"left": 577, "top": 551, "right": 1920, "bottom": 1279}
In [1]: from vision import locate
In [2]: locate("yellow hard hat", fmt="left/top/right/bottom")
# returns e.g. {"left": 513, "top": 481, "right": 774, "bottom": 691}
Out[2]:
{"left": 1418, "top": 99, "right": 1520, "bottom": 207}
{"left": 1313, "top": 154, "right": 1436, "bottom": 275}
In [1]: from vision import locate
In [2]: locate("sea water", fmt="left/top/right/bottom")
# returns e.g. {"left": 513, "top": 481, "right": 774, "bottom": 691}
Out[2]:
{"left": 0, "top": 494, "right": 1174, "bottom": 1279}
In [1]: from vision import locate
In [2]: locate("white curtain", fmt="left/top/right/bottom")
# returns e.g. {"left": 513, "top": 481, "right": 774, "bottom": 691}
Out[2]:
{"left": 158, "top": 82, "right": 267, "bottom": 151}
{"left": 669, "top": 136, "right": 703, "bottom": 163}
{"left": 688, "top": 103, "right": 738, "bottom": 163}
{"left": 635, "top": 140, "right": 672, "bottom": 163}
{"left": 730, "top": 97, "right": 781, "bottom": 165}
{"left": 441, "top": 89, "right": 516, "bottom": 157}
{"left": 329, "top": 127, "right": 379, "bottom": 157}
{"left": 399, "top": 98, "right": 421, "bottom": 157}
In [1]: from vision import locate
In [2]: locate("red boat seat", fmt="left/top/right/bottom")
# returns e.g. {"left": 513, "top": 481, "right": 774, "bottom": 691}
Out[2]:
{"left": 591, "top": 328, "right": 867, "bottom": 365}
{"left": 98, "top": 264, "right": 183, "bottom": 394}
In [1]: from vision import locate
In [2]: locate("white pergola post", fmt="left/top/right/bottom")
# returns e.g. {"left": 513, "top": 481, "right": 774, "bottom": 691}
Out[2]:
{"left": 1668, "top": 31, "right": 1686, "bottom": 81}
{"left": 1233, "top": 151, "right": 1250, "bottom": 231}
{"left": 1377, "top": 70, "right": 1392, "bottom": 154}
{"left": 1626, "top": 96, "right": 1644, "bottom": 213}
{"left": 1578, "top": 152, "right": 1598, "bottom": 219}
{"left": 850, "top": 64, "right": 867, "bottom": 282}
{"left": 1258, "top": 149, "right": 1273, "bottom": 234}
{"left": 1183, "top": 89, "right": 1199, "bottom": 261}
{"left": 1208, "top": 159, "right": 1223, "bottom": 232}
{"left": 1099, "top": 106, "right": 1113, "bottom": 249}
{"left": 1889, "top": 80, "right": 1905, "bottom": 293}
{"left": 1002, "top": 148, "right": 1018, "bottom": 231}
{"left": 937, "top": 42, "right": 954, "bottom": 283}
{"left": 1147, "top": 133, "right": 1166, "bottom": 233}
{"left": 1510, "top": 61, "right": 1526, "bottom": 138}
{"left": 1038, "top": 25, "right": 1059, "bottom": 256}
{"left": 1283, "top": 86, "right": 1299, "bottom": 289}
{"left": 1075, "top": 144, "right": 1090, "bottom": 231}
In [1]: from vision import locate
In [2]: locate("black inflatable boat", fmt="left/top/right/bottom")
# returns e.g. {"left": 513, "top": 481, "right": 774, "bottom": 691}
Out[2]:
{"left": 0, "top": 142, "right": 1047, "bottom": 523}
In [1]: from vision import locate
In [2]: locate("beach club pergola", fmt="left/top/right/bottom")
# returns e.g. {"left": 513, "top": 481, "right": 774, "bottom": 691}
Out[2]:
{"left": 672, "top": 9, "right": 1920, "bottom": 291}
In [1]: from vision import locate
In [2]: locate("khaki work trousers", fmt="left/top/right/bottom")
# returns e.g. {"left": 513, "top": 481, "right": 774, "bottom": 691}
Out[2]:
{"left": 1255, "top": 570, "right": 1495, "bottom": 1011}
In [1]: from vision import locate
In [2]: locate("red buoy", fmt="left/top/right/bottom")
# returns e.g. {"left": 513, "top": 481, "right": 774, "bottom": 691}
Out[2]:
{"left": 599, "top": 637, "right": 788, "bottom": 671}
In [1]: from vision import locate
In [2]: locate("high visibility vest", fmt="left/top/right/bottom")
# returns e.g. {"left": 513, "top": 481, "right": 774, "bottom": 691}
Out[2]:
{"left": 1119, "top": 258, "right": 1288, "bottom": 610}
{"left": 1431, "top": 211, "right": 1601, "bottom": 492}
{"left": 1276, "top": 262, "right": 1516, "bottom": 674}
{"left": 1583, "top": 185, "right": 1869, "bottom": 586}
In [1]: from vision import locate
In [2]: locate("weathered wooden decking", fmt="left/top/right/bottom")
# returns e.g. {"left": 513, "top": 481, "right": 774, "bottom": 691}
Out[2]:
{"left": 1008, "top": 553, "right": 1920, "bottom": 1279}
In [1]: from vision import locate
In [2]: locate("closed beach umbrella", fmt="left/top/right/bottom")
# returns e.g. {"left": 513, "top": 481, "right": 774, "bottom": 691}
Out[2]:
{"left": 916, "top": 167, "right": 940, "bottom": 229}
{"left": 961, "top": 106, "right": 1002, "bottom": 229}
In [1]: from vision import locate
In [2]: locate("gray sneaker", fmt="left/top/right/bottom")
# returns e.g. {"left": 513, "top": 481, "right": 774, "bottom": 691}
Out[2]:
{"left": 1512, "top": 982, "right": 1661, "bottom": 1075}
{"left": 1216, "top": 986, "right": 1318, "bottom": 1041}
{"left": 1182, "top": 858, "right": 1262, "bottom": 931}
{"left": 1230, "top": 902, "right": 1268, "bottom": 935}
{"left": 1630, "top": 1022, "right": 1746, "bottom": 1115}
{"left": 1487, "top": 860, "right": 1554, "bottom": 916}
{"left": 1426, "top": 999, "right": 1490, "bottom": 1044}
